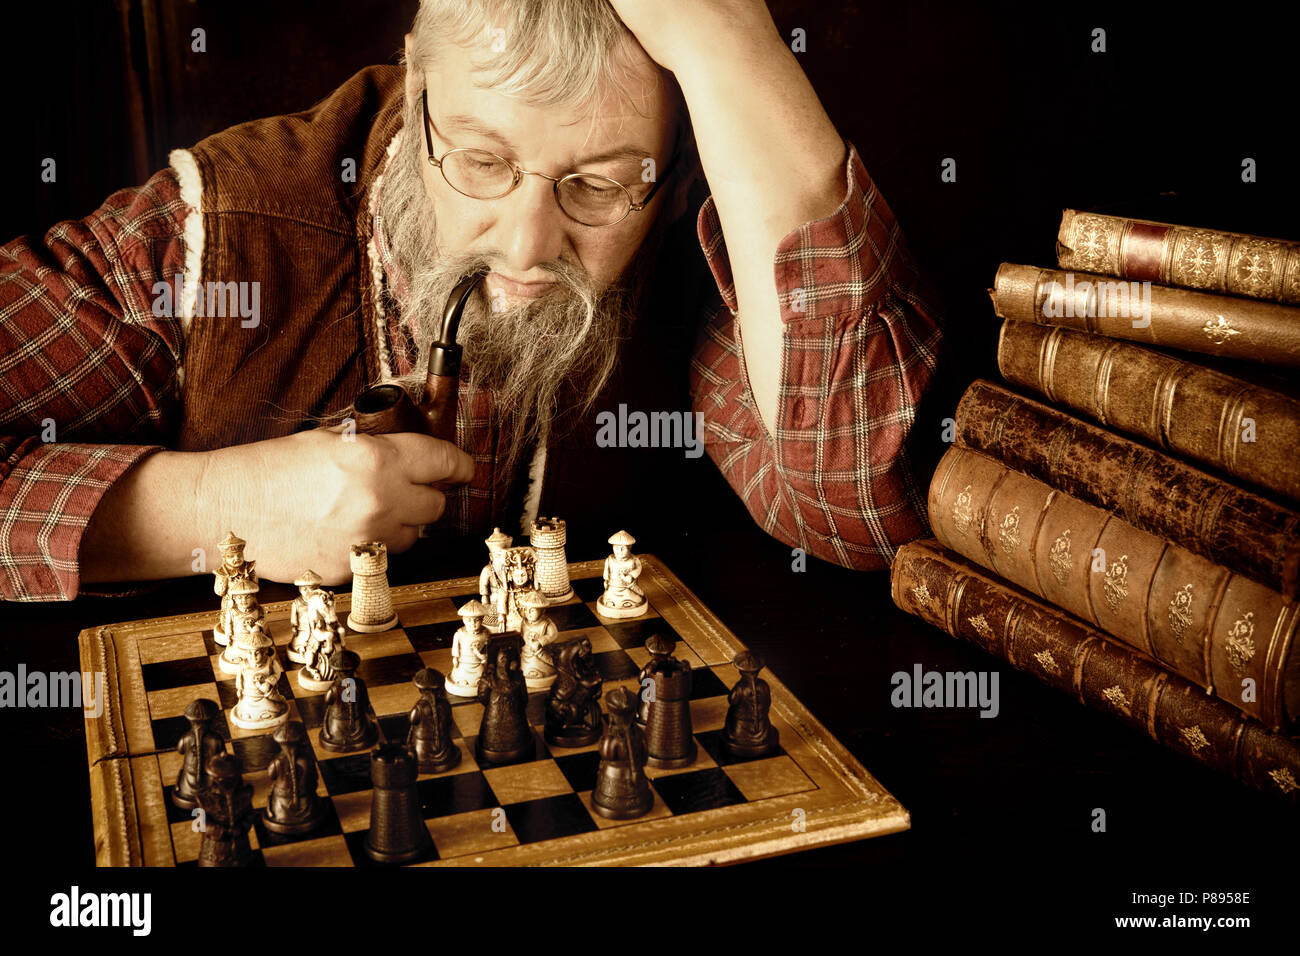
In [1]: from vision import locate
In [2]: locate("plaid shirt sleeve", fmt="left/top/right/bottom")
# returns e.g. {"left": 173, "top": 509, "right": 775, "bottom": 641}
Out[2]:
{"left": 689, "top": 141, "right": 944, "bottom": 570}
{"left": 0, "top": 168, "right": 189, "bottom": 601}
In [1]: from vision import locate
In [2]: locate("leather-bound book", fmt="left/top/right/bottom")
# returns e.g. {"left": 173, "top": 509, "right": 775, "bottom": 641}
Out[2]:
{"left": 990, "top": 263, "right": 1300, "bottom": 367}
{"left": 954, "top": 378, "right": 1300, "bottom": 599}
{"left": 928, "top": 443, "right": 1300, "bottom": 729}
{"left": 891, "top": 539, "right": 1300, "bottom": 804}
{"left": 997, "top": 320, "right": 1300, "bottom": 504}
{"left": 1056, "top": 209, "right": 1300, "bottom": 306}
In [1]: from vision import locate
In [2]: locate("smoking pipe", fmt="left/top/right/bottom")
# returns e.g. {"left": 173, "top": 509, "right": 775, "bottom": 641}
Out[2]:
{"left": 350, "top": 269, "right": 486, "bottom": 442}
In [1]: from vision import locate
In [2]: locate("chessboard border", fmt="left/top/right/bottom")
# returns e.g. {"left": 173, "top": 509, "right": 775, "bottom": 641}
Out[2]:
{"left": 79, "top": 556, "right": 910, "bottom": 866}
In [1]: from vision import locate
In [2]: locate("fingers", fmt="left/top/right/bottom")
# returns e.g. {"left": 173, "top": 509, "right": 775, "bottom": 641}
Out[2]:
{"left": 378, "top": 433, "right": 476, "bottom": 486}
{"left": 389, "top": 483, "right": 448, "bottom": 527}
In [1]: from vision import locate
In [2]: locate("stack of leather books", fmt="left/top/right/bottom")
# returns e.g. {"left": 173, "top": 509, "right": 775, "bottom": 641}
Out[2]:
{"left": 891, "top": 212, "right": 1300, "bottom": 802}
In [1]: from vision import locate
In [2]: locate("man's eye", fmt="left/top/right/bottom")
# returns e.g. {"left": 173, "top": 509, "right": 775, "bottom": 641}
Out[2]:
{"left": 466, "top": 157, "right": 501, "bottom": 171}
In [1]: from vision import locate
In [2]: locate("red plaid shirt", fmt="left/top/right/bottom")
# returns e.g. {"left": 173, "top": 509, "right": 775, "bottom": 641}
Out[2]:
{"left": 0, "top": 142, "right": 942, "bottom": 601}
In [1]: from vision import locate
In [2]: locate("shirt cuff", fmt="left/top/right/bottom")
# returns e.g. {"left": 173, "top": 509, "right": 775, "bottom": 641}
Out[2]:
{"left": 0, "top": 441, "right": 165, "bottom": 602}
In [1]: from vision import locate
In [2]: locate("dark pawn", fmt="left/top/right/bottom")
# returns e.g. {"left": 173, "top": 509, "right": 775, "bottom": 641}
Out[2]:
{"left": 636, "top": 633, "right": 676, "bottom": 727}
{"left": 365, "top": 743, "right": 433, "bottom": 864}
{"left": 196, "top": 753, "right": 255, "bottom": 867}
{"left": 643, "top": 652, "right": 696, "bottom": 769}
{"left": 174, "top": 698, "right": 225, "bottom": 809}
{"left": 318, "top": 649, "right": 380, "bottom": 753}
{"left": 407, "top": 668, "right": 460, "bottom": 773}
{"left": 476, "top": 633, "right": 532, "bottom": 764}
{"left": 263, "top": 721, "right": 325, "bottom": 835}
{"left": 544, "top": 637, "right": 603, "bottom": 747}
{"left": 724, "top": 650, "right": 779, "bottom": 758}
{"left": 592, "top": 686, "right": 652, "bottom": 820}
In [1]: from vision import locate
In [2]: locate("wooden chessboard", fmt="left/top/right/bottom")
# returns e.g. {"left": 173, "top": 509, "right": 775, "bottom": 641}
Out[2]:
{"left": 79, "top": 555, "right": 908, "bottom": 866}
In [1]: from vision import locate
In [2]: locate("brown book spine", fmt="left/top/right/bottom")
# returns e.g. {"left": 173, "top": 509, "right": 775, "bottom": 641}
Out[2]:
{"left": 890, "top": 539, "right": 1300, "bottom": 804}
{"left": 990, "top": 263, "right": 1300, "bottom": 367}
{"left": 997, "top": 320, "right": 1300, "bottom": 505}
{"left": 928, "top": 443, "right": 1300, "bottom": 729}
{"left": 955, "top": 379, "right": 1300, "bottom": 599}
{"left": 1056, "top": 209, "right": 1300, "bottom": 306}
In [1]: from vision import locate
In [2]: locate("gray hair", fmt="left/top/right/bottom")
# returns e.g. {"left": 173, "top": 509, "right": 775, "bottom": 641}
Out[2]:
{"left": 406, "top": 0, "right": 695, "bottom": 155}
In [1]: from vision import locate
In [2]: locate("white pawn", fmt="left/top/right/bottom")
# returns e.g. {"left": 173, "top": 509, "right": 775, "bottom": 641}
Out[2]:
{"left": 597, "top": 530, "right": 647, "bottom": 619}
{"left": 445, "top": 600, "right": 490, "bottom": 697}
{"left": 518, "top": 589, "right": 558, "bottom": 690}
{"left": 287, "top": 570, "right": 324, "bottom": 665}
{"left": 218, "top": 577, "right": 265, "bottom": 675}
{"left": 231, "top": 623, "right": 289, "bottom": 731}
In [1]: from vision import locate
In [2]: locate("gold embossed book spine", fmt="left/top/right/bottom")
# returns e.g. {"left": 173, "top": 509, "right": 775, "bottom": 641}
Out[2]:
{"left": 990, "top": 263, "right": 1300, "bottom": 367}
{"left": 891, "top": 539, "right": 1300, "bottom": 804}
{"left": 928, "top": 444, "right": 1300, "bottom": 729}
{"left": 954, "top": 379, "right": 1300, "bottom": 599}
{"left": 996, "top": 320, "right": 1300, "bottom": 504}
{"left": 1056, "top": 209, "right": 1300, "bottom": 305}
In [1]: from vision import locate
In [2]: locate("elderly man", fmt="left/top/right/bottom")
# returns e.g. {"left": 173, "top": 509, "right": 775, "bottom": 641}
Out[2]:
{"left": 0, "top": 0, "right": 942, "bottom": 601}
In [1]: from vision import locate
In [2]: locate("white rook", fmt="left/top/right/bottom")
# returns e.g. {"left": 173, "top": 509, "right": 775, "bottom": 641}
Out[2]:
{"left": 529, "top": 517, "right": 573, "bottom": 604}
{"left": 347, "top": 541, "right": 398, "bottom": 632}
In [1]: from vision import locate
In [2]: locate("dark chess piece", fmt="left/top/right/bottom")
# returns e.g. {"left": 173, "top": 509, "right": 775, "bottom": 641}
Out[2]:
{"left": 636, "top": 633, "right": 676, "bottom": 727}
{"left": 318, "top": 649, "right": 380, "bottom": 753}
{"left": 545, "top": 637, "right": 603, "bottom": 747}
{"left": 365, "top": 743, "right": 433, "bottom": 864}
{"left": 407, "top": 668, "right": 460, "bottom": 773}
{"left": 196, "top": 753, "right": 255, "bottom": 867}
{"left": 724, "top": 650, "right": 779, "bottom": 758}
{"left": 592, "top": 686, "right": 652, "bottom": 820}
{"left": 262, "top": 721, "right": 326, "bottom": 835}
{"left": 173, "top": 698, "right": 225, "bottom": 809}
{"left": 642, "top": 645, "right": 696, "bottom": 769}
{"left": 476, "top": 633, "right": 532, "bottom": 764}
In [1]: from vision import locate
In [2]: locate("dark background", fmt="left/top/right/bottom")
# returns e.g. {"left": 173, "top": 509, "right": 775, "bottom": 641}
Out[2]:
{"left": 2, "top": 0, "right": 1297, "bottom": 936}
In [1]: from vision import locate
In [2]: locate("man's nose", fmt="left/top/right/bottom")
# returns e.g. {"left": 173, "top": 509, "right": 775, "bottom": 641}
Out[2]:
{"left": 492, "top": 175, "right": 567, "bottom": 274}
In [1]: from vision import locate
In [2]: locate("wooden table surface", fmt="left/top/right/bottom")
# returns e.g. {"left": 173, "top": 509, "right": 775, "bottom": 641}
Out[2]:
{"left": 1, "top": 465, "right": 1293, "bottom": 922}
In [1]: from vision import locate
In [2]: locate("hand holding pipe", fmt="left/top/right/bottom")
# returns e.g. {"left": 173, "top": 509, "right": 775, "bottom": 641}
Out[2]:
{"left": 349, "top": 269, "right": 486, "bottom": 441}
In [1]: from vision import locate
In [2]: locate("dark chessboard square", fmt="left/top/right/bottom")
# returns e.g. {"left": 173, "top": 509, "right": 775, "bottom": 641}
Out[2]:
{"left": 201, "top": 630, "right": 220, "bottom": 656}
{"left": 688, "top": 667, "right": 729, "bottom": 701}
{"left": 651, "top": 767, "right": 746, "bottom": 815}
{"left": 552, "top": 750, "right": 601, "bottom": 793}
{"left": 317, "top": 752, "right": 376, "bottom": 796}
{"left": 162, "top": 785, "right": 201, "bottom": 825}
{"left": 401, "top": 619, "right": 462, "bottom": 653}
{"left": 342, "top": 828, "right": 438, "bottom": 867}
{"left": 252, "top": 797, "right": 343, "bottom": 850}
{"left": 593, "top": 649, "right": 639, "bottom": 682}
{"left": 416, "top": 770, "right": 496, "bottom": 817}
{"left": 356, "top": 653, "right": 425, "bottom": 689}
{"left": 151, "top": 711, "right": 229, "bottom": 751}
{"left": 695, "top": 728, "right": 786, "bottom": 767}
{"left": 598, "top": 618, "right": 680, "bottom": 652}
{"left": 295, "top": 694, "right": 325, "bottom": 729}
{"left": 141, "top": 657, "right": 215, "bottom": 692}
{"left": 570, "top": 577, "right": 606, "bottom": 603}
{"left": 544, "top": 602, "right": 601, "bottom": 631}
{"left": 216, "top": 680, "right": 238, "bottom": 710}
{"left": 504, "top": 793, "right": 598, "bottom": 845}
{"left": 231, "top": 734, "right": 282, "bottom": 773}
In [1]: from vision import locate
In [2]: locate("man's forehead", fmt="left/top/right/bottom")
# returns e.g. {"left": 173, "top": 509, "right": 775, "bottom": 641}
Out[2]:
{"left": 423, "top": 37, "right": 672, "bottom": 163}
